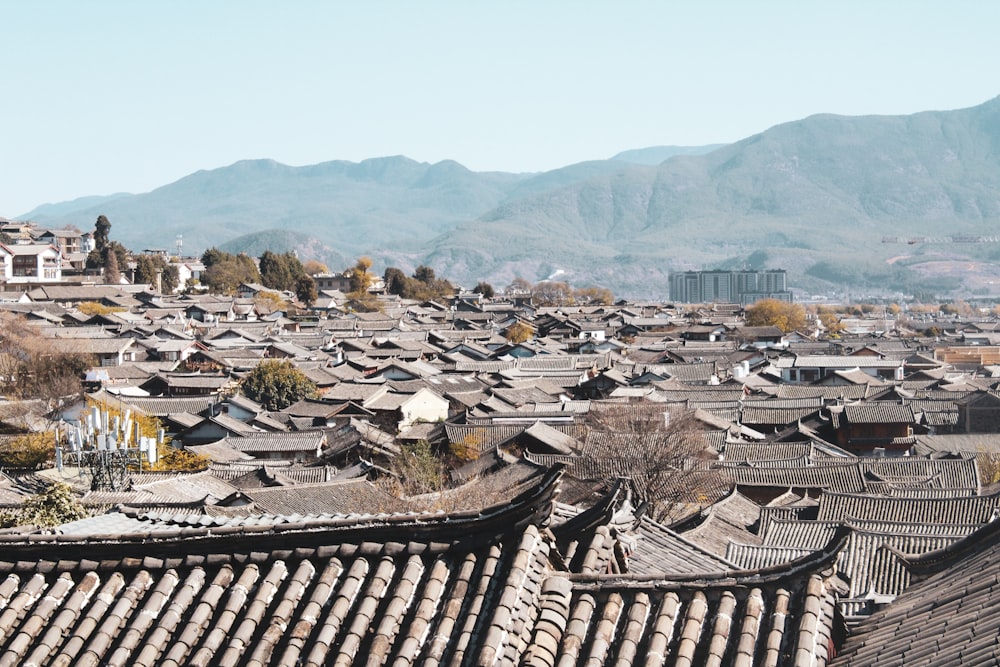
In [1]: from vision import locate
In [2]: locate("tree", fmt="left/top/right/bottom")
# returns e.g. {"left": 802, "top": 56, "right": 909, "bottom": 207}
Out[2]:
{"left": 240, "top": 360, "right": 317, "bottom": 411}
{"left": 474, "top": 282, "right": 495, "bottom": 299}
{"left": 533, "top": 281, "right": 574, "bottom": 306}
{"left": 0, "top": 432, "right": 53, "bottom": 469}
{"left": 384, "top": 267, "right": 408, "bottom": 296}
{"left": 413, "top": 265, "right": 436, "bottom": 284}
{"left": 574, "top": 286, "right": 614, "bottom": 305}
{"left": 201, "top": 250, "right": 262, "bottom": 294}
{"left": 259, "top": 251, "right": 307, "bottom": 292}
{"left": 348, "top": 256, "right": 374, "bottom": 294}
{"left": 504, "top": 321, "right": 534, "bottom": 344}
{"left": 295, "top": 275, "right": 318, "bottom": 307}
{"left": 392, "top": 440, "right": 445, "bottom": 496}
{"left": 302, "top": 259, "right": 329, "bottom": 275}
{"left": 508, "top": 277, "right": 532, "bottom": 294}
{"left": 815, "top": 305, "right": 844, "bottom": 336}
{"left": 94, "top": 215, "right": 112, "bottom": 252}
{"left": 0, "top": 311, "right": 93, "bottom": 401}
{"left": 582, "top": 402, "right": 721, "bottom": 523}
{"left": 745, "top": 299, "right": 806, "bottom": 333}
{"left": 103, "top": 247, "right": 121, "bottom": 284}
{"left": 134, "top": 253, "right": 180, "bottom": 293}
{"left": 77, "top": 301, "right": 126, "bottom": 317}
{"left": 0, "top": 482, "right": 89, "bottom": 528}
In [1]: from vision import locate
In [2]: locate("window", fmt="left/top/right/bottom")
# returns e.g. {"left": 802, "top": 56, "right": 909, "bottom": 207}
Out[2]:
{"left": 12, "top": 255, "right": 36, "bottom": 277}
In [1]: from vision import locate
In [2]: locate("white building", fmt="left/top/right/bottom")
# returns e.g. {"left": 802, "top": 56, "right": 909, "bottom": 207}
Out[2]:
{"left": 0, "top": 243, "right": 62, "bottom": 283}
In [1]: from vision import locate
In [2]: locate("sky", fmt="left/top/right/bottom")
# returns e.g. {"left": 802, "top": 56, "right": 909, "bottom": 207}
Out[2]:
{"left": 2, "top": 1, "right": 999, "bottom": 217}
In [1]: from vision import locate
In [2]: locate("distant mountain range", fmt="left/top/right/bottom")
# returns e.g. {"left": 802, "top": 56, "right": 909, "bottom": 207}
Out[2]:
{"left": 21, "top": 96, "right": 1000, "bottom": 299}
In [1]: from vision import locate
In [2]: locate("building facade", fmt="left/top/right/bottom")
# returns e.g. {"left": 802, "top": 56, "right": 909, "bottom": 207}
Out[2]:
{"left": 669, "top": 269, "right": 792, "bottom": 305}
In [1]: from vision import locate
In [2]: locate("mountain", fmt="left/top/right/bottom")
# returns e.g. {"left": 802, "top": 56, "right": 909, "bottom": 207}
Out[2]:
{"left": 23, "top": 193, "right": 132, "bottom": 218}
{"left": 426, "top": 96, "right": 1000, "bottom": 297}
{"left": 610, "top": 145, "right": 725, "bottom": 165}
{"left": 21, "top": 97, "right": 1000, "bottom": 299}
{"left": 23, "top": 156, "right": 530, "bottom": 263}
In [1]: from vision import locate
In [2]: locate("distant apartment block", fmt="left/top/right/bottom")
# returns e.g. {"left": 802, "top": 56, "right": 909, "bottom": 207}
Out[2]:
{"left": 669, "top": 269, "right": 792, "bottom": 305}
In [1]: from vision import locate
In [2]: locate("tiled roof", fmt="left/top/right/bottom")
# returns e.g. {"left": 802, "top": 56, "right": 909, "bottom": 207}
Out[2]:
{"left": 626, "top": 515, "right": 737, "bottom": 575}
{"left": 0, "top": 467, "right": 564, "bottom": 667}
{"left": 816, "top": 489, "right": 1000, "bottom": 524}
{"left": 857, "top": 456, "right": 980, "bottom": 491}
{"left": 244, "top": 479, "right": 406, "bottom": 515}
{"left": 842, "top": 402, "right": 916, "bottom": 424}
{"left": 831, "top": 518, "right": 1000, "bottom": 666}
{"left": 536, "top": 542, "right": 848, "bottom": 667}
{"left": 718, "top": 461, "right": 868, "bottom": 493}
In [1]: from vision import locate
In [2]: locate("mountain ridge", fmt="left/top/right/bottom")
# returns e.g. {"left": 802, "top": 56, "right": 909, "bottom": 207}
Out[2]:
{"left": 19, "top": 96, "right": 1000, "bottom": 299}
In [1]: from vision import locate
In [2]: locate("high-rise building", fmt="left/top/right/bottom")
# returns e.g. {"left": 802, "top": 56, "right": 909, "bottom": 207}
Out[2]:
{"left": 669, "top": 269, "right": 791, "bottom": 305}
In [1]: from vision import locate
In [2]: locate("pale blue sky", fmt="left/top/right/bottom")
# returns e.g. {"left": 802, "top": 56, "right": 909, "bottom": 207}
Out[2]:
{"left": 2, "top": 1, "right": 998, "bottom": 217}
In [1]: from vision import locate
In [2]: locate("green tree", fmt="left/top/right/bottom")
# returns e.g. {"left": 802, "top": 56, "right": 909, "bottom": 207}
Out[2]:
{"left": 413, "top": 265, "right": 436, "bottom": 284}
{"left": 295, "top": 275, "right": 318, "bottom": 306}
{"left": 94, "top": 215, "right": 111, "bottom": 252}
{"left": 134, "top": 254, "right": 180, "bottom": 293}
{"left": 384, "top": 267, "right": 408, "bottom": 296}
{"left": 259, "top": 251, "right": 307, "bottom": 292}
{"left": 240, "top": 360, "right": 317, "bottom": 411}
{"left": 201, "top": 250, "right": 262, "bottom": 294}
{"left": 201, "top": 247, "right": 227, "bottom": 268}
{"left": 0, "top": 482, "right": 89, "bottom": 528}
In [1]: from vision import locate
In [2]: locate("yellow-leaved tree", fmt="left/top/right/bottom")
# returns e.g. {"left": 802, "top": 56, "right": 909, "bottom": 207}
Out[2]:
{"left": 745, "top": 299, "right": 806, "bottom": 333}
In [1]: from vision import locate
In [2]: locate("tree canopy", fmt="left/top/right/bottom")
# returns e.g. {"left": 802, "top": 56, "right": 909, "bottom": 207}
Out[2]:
{"left": 744, "top": 299, "right": 807, "bottom": 333}
{"left": 259, "top": 251, "right": 308, "bottom": 292}
{"left": 201, "top": 248, "right": 262, "bottom": 294}
{"left": 0, "top": 483, "right": 88, "bottom": 529}
{"left": 382, "top": 264, "right": 454, "bottom": 301}
{"left": 134, "top": 253, "right": 180, "bottom": 293}
{"left": 295, "top": 275, "right": 318, "bottom": 306}
{"left": 240, "top": 360, "right": 317, "bottom": 411}
{"left": 0, "top": 311, "right": 93, "bottom": 401}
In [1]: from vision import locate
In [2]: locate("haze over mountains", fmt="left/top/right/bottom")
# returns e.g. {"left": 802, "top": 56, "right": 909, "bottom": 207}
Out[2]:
{"left": 21, "top": 96, "right": 1000, "bottom": 299}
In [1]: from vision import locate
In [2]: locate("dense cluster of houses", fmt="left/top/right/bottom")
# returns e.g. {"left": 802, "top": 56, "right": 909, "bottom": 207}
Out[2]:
{"left": 0, "top": 276, "right": 999, "bottom": 664}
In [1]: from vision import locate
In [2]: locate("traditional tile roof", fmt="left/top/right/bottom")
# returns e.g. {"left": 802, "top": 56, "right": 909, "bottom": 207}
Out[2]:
{"left": 841, "top": 402, "right": 916, "bottom": 424}
{"left": 831, "top": 518, "right": 1000, "bottom": 665}
{"left": 0, "top": 467, "right": 564, "bottom": 667}
{"left": 243, "top": 479, "right": 406, "bottom": 515}
{"left": 626, "top": 514, "right": 737, "bottom": 575}
{"left": 816, "top": 489, "right": 1000, "bottom": 524}
{"left": 857, "top": 456, "right": 980, "bottom": 491}
{"left": 718, "top": 461, "right": 868, "bottom": 494}
{"left": 533, "top": 539, "right": 848, "bottom": 667}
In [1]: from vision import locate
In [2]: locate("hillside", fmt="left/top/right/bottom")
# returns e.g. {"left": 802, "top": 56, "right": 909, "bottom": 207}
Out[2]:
{"left": 24, "top": 156, "right": 529, "bottom": 264}
{"left": 22, "top": 97, "right": 1000, "bottom": 299}
{"left": 425, "top": 96, "right": 1000, "bottom": 297}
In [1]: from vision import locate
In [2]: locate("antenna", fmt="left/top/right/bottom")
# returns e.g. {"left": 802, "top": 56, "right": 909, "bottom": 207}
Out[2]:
{"left": 55, "top": 407, "right": 160, "bottom": 491}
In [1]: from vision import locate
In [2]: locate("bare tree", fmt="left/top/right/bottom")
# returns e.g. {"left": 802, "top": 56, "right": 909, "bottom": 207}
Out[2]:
{"left": 0, "top": 312, "right": 93, "bottom": 405}
{"left": 581, "top": 401, "right": 722, "bottom": 523}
